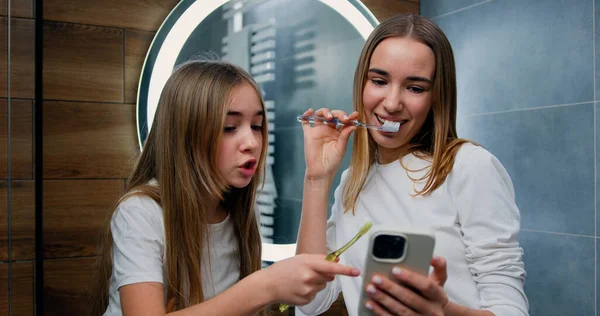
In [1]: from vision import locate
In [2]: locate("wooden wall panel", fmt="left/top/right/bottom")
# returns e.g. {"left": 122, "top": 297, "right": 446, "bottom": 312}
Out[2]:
{"left": 0, "top": 17, "right": 35, "bottom": 99}
{"left": 125, "top": 29, "right": 155, "bottom": 104}
{"left": 43, "top": 101, "right": 138, "bottom": 179}
{"left": 325, "top": 294, "right": 345, "bottom": 315}
{"left": 44, "top": 0, "right": 179, "bottom": 31}
{"left": 0, "top": 0, "right": 34, "bottom": 19}
{"left": 0, "top": 180, "right": 35, "bottom": 261}
{"left": 0, "top": 99, "right": 33, "bottom": 179}
{"left": 44, "top": 257, "right": 96, "bottom": 315}
{"left": 43, "top": 21, "right": 123, "bottom": 102}
{"left": 361, "top": 0, "right": 419, "bottom": 21}
{"left": 0, "top": 261, "right": 34, "bottom": 315}
{"left": 43, "top": 180, "right": 124, "bottom": 258}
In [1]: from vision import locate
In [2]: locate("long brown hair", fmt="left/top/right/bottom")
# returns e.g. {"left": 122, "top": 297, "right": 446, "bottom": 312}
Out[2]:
{"left": 91, "top": 60, "right": 268, "bottom": 315}
{"left": 343, "top": 14, "right": 473, "bottom": 213}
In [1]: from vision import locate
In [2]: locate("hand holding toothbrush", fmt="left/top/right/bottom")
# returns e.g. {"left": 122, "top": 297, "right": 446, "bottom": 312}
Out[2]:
{"left": 299, "top": 108, "right": 359, "bottom": 181}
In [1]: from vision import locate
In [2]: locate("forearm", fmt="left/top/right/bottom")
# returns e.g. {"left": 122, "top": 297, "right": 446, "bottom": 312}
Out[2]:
{"left": 444, "top": 301, "right": 494, "bottom": 316}
{"left": 168, "top": 271, "right": 272, "bottom": 316}
{"left": 296, "top": 176, "right": 332, "bottom": 254}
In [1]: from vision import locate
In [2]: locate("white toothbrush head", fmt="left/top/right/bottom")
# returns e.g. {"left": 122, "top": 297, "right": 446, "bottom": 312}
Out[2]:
{"left": 380, "top": 121, "right": 400, "bottom": 132}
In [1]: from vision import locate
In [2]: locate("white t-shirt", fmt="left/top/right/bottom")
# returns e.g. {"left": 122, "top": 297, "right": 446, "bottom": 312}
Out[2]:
{"left": 103, "top": 194, "right": 240, "bottom": 315}
{"left": 299, "top": 143, "right": 529, "bottom": 316}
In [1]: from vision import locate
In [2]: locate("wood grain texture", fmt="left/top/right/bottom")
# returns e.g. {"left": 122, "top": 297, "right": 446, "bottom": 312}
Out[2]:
{"left": 44, "top": 256, "right": 97, "bottom": 315}
{"left": 43, "top": 180, "right": 124, "bottom": 258}
{"left": 43, "top": 101, "right": 138, "bottom": 179}
{"left": 0, "top": 0, "right": 33, "bottom": 19}
{"left": 324, "top": 294, "right": 345, "bottom": 315}
{"left": 0, "top": 17, "right": 35, "bottom": 99}
{"left": 361, "top": 0, "right": 419, "bottom": 21}
{"left": 0, "top": 261, "right": 34, "bottom": 315}
{"left": 43, "top": 21, "right": 123, "bottom": 102}
{"left": 0, "top": 99, "right": 33, "bottom": 179}
{"left": 44, "top": 0, "right": 179, "bottom": 31}
{"left": 125, "top": 29, "right": 155, "bottom": 104}
{"left": 0, "top": 180, "right": 34, "bottom": 261}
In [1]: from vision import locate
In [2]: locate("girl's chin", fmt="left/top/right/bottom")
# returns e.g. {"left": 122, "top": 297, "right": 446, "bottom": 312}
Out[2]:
{"left": 373, "top": 137, "right": 409, "bottom": 151}
{"left": 228, "top": 179, "right": 252, "bottom": 189}
{"left": 229, "top": 183, "right": 250, "bottom": 189}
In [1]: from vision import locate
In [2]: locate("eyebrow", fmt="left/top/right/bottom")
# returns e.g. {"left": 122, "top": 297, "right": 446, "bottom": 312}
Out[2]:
{"left": 368, "top": 68, "right": 389, "bottom": 77}
{"left": 368, "top": 68, "right": 433, "bottom": 85}
{"left": 407, "top": 76, "right": 433, "bottom": 84}
{"left": 226, "top": 110, "right": 264, "bottom": 117}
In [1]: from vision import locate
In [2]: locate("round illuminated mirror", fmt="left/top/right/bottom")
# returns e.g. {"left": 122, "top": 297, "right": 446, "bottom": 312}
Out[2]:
{"left": 137, "top": 0, "right": 378, "bottom": 262}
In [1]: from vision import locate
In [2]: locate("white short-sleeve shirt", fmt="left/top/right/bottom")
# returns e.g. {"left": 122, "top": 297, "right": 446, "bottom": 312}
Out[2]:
{"left": 103, "top": 194, "right": 240, "bottom": 315}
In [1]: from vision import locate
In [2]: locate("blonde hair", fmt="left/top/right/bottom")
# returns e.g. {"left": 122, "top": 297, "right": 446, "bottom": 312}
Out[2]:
{"left": 343, "top": 14, "right": 473, "bottom": 214}
{"left": 91, "top": 60, "right": 268, "bottom": 315}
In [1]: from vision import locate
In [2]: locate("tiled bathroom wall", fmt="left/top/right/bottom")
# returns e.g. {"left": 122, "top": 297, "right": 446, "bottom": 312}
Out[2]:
{"left": 421, "top": 0, "right": 596, "bottom": 314}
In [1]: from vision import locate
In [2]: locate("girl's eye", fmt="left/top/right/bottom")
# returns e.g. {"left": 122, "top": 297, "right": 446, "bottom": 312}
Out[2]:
{"left": 408, "top": 86, "right": 425, "bottom": 93}
{"left": 252, "top": 125, "right": 264, "bottom": 131}
{"left": 371, "top": 78, "right": 387, "bottom": 86}
{"left": 224, "top": 126, "right": 236, "bottom": 133}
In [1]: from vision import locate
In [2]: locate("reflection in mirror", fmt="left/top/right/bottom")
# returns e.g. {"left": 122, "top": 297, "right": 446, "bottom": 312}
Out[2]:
{"left": 136, "top": 0, "right": 378, "bottom": 263}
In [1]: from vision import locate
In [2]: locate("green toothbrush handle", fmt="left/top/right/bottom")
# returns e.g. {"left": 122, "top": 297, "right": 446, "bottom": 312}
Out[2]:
{"left": 278, "top": 221, "right": 372, "bottom": 313}
{"left": 279, "top": 303, "right": 291, "bottom": 312}
{"left": 278, "top": 253, "right": 338, "bottom": 312}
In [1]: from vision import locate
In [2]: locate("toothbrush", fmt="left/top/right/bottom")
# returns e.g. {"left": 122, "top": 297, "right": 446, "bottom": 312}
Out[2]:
{"left": 279, "top": 221, "right": 373, "bottom": 313}
{"left": 297, "top": 115, "right": 400, "bottom": 133}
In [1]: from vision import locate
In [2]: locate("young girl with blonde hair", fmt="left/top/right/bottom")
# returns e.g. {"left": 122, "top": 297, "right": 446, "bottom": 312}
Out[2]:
{"left": 297, "top": 14, "right": 529, "bottom": 316}
{"left": 91, "top": 60, "right": 359, "bottom": 316}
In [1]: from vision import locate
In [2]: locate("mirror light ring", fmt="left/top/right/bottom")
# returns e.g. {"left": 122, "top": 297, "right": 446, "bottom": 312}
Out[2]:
{"left": 136, "top": 0, "right": 378, "bottom": 262}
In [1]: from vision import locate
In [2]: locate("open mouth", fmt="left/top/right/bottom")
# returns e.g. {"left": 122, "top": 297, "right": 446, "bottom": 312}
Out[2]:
{"left": 242, "top": 159, "right": 257, "bottom": 170}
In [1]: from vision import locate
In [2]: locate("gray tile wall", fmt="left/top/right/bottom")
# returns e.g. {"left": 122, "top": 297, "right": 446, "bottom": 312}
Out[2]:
{"left": 421, "top": 0, "right": 596, "bottom": 314}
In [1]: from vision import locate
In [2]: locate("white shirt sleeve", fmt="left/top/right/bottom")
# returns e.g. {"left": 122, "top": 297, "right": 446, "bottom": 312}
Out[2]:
{"left": 110, "top": 195, "right": 165, "bottom": 290}
{"left": 449, "top": 147, "right": 529, "bottom": 316}
{"left": 298, "top": 172, "right": 348, "bottom": 315}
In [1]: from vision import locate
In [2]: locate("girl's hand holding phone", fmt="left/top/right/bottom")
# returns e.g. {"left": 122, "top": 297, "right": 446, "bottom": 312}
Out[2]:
{"left": 364, "top": 257, "right": 449, "bottom": 316}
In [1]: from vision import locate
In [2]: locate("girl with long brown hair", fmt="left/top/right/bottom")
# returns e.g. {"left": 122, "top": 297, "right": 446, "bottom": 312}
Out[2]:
{"left": 91, "top": 60, "right": 360, "bottom": 316}
{"left": 296, "top": 14, "right": 528, "bottom": 316}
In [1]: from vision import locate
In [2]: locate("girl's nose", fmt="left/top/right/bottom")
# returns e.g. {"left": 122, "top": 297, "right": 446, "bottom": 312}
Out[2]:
{"left": 383, "top": 91, "right": 404, "bottom": 113}
{"left": 241, "top": 128, "right": 259, "bottom": 152}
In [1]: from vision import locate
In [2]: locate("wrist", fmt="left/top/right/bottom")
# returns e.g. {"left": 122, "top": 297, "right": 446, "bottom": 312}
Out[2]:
{"left": 248, "top": 269, "right": 277, "bottom": 305}
{"left": 304, "top": 174, "right": 334, "bottom": 189}
{"left": 444, "top": 301, "right": 464, "bottom": 316}
{"left": 444, "top": 301, "right": 494, "bottom": 316}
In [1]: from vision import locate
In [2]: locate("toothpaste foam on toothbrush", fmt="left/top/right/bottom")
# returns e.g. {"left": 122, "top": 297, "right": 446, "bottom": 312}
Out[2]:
{"left": 381, "top": 120, "right": 400, "bottom": 132}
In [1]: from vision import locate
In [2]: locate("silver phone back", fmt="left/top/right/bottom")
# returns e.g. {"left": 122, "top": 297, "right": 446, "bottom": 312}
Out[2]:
{"left": 356, "top": 226, "right": 435, "bottom": 315}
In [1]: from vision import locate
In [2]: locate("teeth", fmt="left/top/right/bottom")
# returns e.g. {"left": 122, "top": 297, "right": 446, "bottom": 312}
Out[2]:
{"left": 383, "top": 120, "right": 400, "bottom": 127}
{"left": 376, "top": 115, "right": 401, "bottom": 125}
{"left": 375, "top": 115, "right": 401, "bottom": 132}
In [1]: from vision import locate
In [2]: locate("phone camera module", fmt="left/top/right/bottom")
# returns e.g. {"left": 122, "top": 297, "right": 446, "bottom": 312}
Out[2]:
{"left": 372, "top": 234, "right": 406, "bottom": 260}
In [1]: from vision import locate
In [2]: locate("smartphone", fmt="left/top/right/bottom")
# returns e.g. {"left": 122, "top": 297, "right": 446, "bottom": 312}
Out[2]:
{"left": 357, "top": 226, "right": 436, "bottom": 315}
